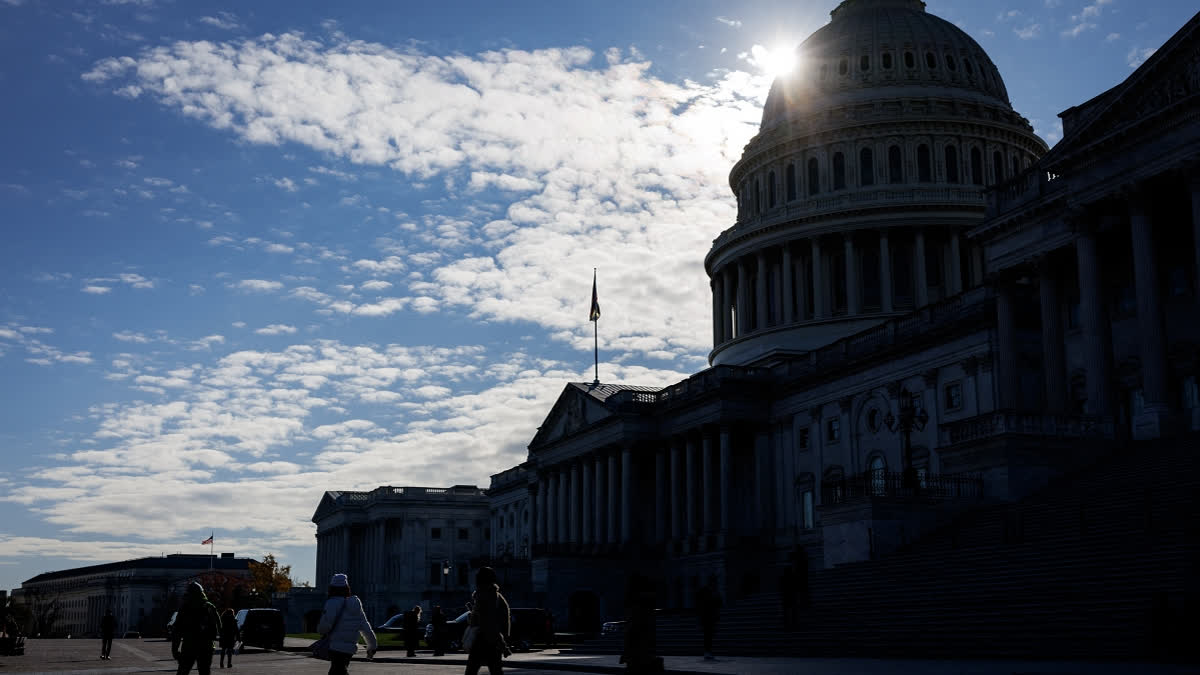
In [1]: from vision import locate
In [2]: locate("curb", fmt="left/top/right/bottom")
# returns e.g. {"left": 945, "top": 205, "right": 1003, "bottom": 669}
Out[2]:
{"left": 281, "top": 645, "right": 732, "bottom": 674}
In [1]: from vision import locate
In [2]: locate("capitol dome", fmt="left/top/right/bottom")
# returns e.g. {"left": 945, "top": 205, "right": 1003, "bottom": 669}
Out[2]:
{"left": 706, "top": 0, "right": 1048, "bottom": 366}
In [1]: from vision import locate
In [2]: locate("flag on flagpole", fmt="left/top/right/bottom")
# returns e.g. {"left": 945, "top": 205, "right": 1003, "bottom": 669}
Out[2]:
{"left": 201, "top": 534, "right": 214, "bottom": 545}
{"left": 589, "top": 270, "right": 601, "bottom": 322}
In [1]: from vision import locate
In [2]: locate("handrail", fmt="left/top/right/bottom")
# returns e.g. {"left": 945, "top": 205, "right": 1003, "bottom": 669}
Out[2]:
{"left": 821, "top": 470, "right": 985, "bottom": 505}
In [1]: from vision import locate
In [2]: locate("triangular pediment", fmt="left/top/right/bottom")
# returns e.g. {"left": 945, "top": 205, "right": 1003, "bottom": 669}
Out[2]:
{"left": 529, "top": 383, "right": 618, "bottom": 449}
{"left": 311, "top": 492, "right": 340, "bottom": 523}
{"left": 1046, "top": 14, "right": 1200, "bottom": 168}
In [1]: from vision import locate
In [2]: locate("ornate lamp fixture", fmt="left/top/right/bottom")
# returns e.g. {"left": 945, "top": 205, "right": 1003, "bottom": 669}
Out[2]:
{"left": 885, "top": 387, "right": 929, "bottom": 493}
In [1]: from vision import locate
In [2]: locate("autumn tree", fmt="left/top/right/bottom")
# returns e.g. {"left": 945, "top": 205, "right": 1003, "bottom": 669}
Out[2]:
{"left": 247, "top": 554, "right": 293, "bottom": 604}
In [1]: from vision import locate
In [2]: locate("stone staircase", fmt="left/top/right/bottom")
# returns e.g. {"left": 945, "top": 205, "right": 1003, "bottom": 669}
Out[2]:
{"left": 568, "top": 438, "right": 1198, "bottom": 660}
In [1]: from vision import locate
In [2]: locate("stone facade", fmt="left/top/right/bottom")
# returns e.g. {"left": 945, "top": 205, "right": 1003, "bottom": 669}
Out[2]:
{"left": 311, "top": 485, "right": 489, "bottom": 624}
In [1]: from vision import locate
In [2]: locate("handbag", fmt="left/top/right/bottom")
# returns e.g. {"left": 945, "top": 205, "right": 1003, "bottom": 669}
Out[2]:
{"left": 310, "top": 598, "right": 347, "bottom": 660}
{"left": 462, "top": 625, "right": 480, "bottom": 652}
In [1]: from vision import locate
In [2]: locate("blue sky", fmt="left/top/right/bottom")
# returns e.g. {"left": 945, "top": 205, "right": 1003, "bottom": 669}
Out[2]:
{"left": 0, "top": 0, "right": 1194, "bottom": 593}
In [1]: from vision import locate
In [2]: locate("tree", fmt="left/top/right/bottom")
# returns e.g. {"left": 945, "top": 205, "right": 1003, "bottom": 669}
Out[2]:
{"left": 21, "top": 588, "right": 61, "bottom": 637}
{"left": 248, "top": 554, "right": 292, "bottom": 603}
{"left": 4, "top": 595, "right": 33, "bottom": 635}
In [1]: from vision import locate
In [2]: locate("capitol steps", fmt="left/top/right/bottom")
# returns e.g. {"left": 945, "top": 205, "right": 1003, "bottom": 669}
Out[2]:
{"left": 567, "top": 438, "right": 1197, "bottom": 660}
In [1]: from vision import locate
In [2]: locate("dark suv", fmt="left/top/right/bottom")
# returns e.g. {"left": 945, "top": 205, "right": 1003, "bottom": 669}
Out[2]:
{"left": 234, "top": 608, "right": 285, "bottom": 651}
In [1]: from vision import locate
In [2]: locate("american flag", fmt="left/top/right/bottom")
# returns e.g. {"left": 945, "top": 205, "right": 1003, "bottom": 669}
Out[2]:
{"left": 201, "top": 534, "right": 213, "bottom": 545}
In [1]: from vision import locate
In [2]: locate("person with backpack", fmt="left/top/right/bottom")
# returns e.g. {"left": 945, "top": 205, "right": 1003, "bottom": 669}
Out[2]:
{"left": 317, "top": 573, "right": 377, "bottom": 675}
{"left": 171, "top": 582, "right": 222, "bottom": 675}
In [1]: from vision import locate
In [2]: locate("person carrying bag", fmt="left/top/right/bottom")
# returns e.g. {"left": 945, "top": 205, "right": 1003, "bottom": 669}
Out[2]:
{"left": 315, "top": 574, "right": 377, "bottom": 675}
{"left": 464, "top": 566, "right": 511, "bottom": 675}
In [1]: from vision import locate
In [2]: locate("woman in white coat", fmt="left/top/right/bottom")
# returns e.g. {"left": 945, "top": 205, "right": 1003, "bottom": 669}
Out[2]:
{"left": 317, "top": 574, "right": 377, "bottom": 675}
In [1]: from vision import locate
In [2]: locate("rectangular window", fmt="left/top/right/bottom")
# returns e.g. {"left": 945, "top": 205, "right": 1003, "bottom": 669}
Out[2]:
{"left": 458, "top": 528, "right": 469, "bottom": 540}
{"left": 826, "top": 417, "right": 841, "bottom": 443}
{"left": 430, "top": 563, "right": 441, "bottom": 585}
{"left": 802, "top": 490, "right": 814, "bottom": 530}
{"left": 944, "top": 381, "right": 963, "bottom": 410}
{"left": 796, "top": 428, "right": 810, "bottom": 450}
{"left": 431, "top": 527, "right": 441, "bottom": 540}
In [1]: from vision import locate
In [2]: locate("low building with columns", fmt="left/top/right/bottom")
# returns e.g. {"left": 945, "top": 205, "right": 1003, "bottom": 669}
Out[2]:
{"left": 312, "top": 485, "right": 488, "bottom": 624}
{"left": 500, "top": 2, "right": 1200, "bottom": 630}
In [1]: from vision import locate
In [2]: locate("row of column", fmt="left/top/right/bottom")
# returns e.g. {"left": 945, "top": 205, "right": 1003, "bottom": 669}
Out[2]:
{"left": 531, "top": 429, "right": 736, "bottom": 550}
{"left": 711, "top": 227, "right": 966, "bottom": 345}
{"left": 998, "top": 178, "right": 1200, "bottom": 423}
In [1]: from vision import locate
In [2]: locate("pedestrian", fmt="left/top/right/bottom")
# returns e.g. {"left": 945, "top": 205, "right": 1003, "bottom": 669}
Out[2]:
{"left": 317, "top": 573, "right": 377, "bottom": 675}
{"left": 620, "top": 573, "right": 663, "bottom": 672}
{"left": 431, "top": 605, "right": 447, "bottom": 656}
{"left": 100, "top": 608, "right": 116, "bottom": 660}
{"left": 217, "top": 609, "right": 237, "bottom": 668}
{"left": 403, "top": 604, "right": 422, "bottom": 657}
{"left": 171, "top": 582, "right": 222, "bottom": 675}
{"left": 696, "top": 576, "right": 722, "bottom": 661}
{"left": 464, "top": 566, "right": 511, "bottom": 675}
{"left": 780, "top": 567, "right": 797, "bottom": 630}
{"left": 545, "top": 611, "right": 556, "bottom": 647}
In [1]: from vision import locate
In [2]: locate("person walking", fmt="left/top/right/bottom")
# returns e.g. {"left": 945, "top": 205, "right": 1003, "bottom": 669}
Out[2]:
{"left": 171, "top": 582, "right": 222, "bottom": 675}
{"left": 464, "top": 566, "right": 510, "bottom": 675}
{"left": 316, "top": 573, "right": 377, "bottom": 675}
{"left": 99, "top": 609, "right": 116, "bottom": 660}
{"left": 217, "top": 609, "right": 237, "bottom": 668}
{"left": 696, "top": 576, "right": 722, "bottom": 662}
{"left": 430, "top": 605, "right": 447, "bottom": 656}
{"left": 402, "top": 605, "right": 422, "bottom": 657}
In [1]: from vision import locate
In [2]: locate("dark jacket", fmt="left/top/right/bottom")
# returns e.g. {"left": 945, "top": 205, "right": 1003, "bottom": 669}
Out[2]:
{"left": 100, "top": 614, "right": 117, "bottom": 638}
{"left": 171, "top": 584, "right": 222, "bottom": 656}
{"left": 470, "top": 585, "right": 511, "bottom": 653}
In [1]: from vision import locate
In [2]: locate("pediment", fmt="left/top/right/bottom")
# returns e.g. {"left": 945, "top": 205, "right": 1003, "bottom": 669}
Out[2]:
{"left": 529, "top": 383, "right": 614, "bottom": 450}
{"left": 311, "top": 492, "right": 340, "bottom": 524}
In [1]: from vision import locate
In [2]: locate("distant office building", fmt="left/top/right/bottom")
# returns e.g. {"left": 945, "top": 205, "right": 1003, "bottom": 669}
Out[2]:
{"left": 15, "top": 554, "right": 251, "bottom": 637}
{"left": 311, "top": 485, "right": 489, "bottom": 623}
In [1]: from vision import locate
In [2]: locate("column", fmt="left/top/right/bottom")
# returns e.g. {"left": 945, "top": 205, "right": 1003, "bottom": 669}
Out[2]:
{"left": 582, "top": 459, "right": 593, "bottom": 545}
{"left": 754, "top": 429, "right": 771, "bottom": 531}
{"left": 811, "top": 237, "right": 826, "bottom": 319}
{"left": 545, "top": 470, "right": 557, "bottom": 544}
{"left": 530, "top": 484, "right": 541, "bottom": 547}
{"left": 880, "top": 229, "right": 894, "bottom": 312}
{"left": 594, "top": 454, "right": 606, "bottom": 546}
{"left": 756, "top": 250, "right": 769, "bottom": 329}
{"left": 1129, "top": 195, "right": 1171, "bottom": 432}
{"left": 719, "top": 427, "right": 732, "bottom": 534}
{"left": 795, "top": 254, "right": 808, "bottom": 321}
{"left": 670, "top": 439, "right": 683, "bottom": 542}
{"left": 558, "top": 469, "right": 568, "bottom": 544}
{"left": 620, "top": 445, "right": 633, "bottom": 544}
{"left": 607, "top": 450, "right": 618, "bottom": 544}
{"left": 655, "top": 447, "right": 668, "bottom": 544}
{"left": 773, "top": 259, "right": 784, "bottom": 326}
{"left": 711, "top": 278, "right": 721, "bottom": 346}
{"left": 995, "top": 280, "right": 1019, "bottom": 409}
{"left": 685, "top": 436, "right": 699, "bottom": 539}
{"left": 1076, "top": 228, "right": 1114, "bottom": 415}
{"left": 1039, "top": 260, "right": 1068, "bottom": 413}
{"left": 569, "top": 461, "right": 581, "bottom": 545}
{"left": 702, "top": 432, "right": 715, "bottom": 534}
{"left": 845, "top": 233, "right": 860, "bottom": 315}
{"left": 782, "top": 245, "right": 794, "bottom": 324}
{"left": 1191, "top": 176, "right": 1200, "bottom": 297}
{"left": 722, "top": 268, "right": 735, "bottom": 340}
{"left": 949, "top": 231, "right": 963, "bottom": 294}
{"left": 736, "top": 260, "right": 750, "bottom": 336}
{"left": 915, "top": 228, "right": 929, "bottom": 307}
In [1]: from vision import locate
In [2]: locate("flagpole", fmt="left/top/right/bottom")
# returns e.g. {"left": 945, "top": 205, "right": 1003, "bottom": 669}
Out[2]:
{"left": 209, "top": 533, "right": 213, "bottom": 570}
{"left": 592, "top": 268, "right": 599, "bottom": 385}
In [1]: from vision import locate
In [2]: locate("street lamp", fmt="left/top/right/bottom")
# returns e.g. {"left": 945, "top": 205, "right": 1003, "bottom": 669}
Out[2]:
{"left": 884, "top": 387, "right": 929, "bottom": 494}
{"left": 442, "top": 561, "right": 451, "bottom": 597}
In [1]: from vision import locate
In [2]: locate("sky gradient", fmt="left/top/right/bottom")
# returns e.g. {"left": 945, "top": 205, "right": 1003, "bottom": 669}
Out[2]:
{"left": 1, "top": 0, "right": 1195, "bottom": 593}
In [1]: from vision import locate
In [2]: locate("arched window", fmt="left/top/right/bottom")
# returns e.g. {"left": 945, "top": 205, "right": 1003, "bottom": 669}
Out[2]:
{"left": 882, "top": 52, "right": 893, "bottom": 69}
{"left": 833, "top": 152, "right": 846, "bottom": 190}
{"left": 963, "top": 58, "right": 973, "bottom": 75}
{"left": 860, "top": 54, "right": 870, "bottom": 72}
{"left": 807, "top": 157, "right": 820, "bottom": 196}
{"left": 754, "top": 179, "right": 761, "bottom": 213}
{"left": 917, "top": 144, "right": 932, "bottom": 182}
{"left": 970, "top": 147, "right": 984, "bottom": 185}
{"left": 868, "top": 456, "right": 887, "bottom": 496}
{"left": 946, "top": 54, "right": 957, "bottom": 71}
{"left": 904, "top": 51, "right": 915, "bottom": 68}
{"left": 888, "top": 145, "right": 903, "bottom": 184}
{"left": 786, "top": 164, "right": 796, "bottom": 201}
{"left": 925, "top": 52, "right": 938, "bottom": 69}
{"left": 1011, "top": 155, "right": 1020, "bottom": 179}
{"left": 945, "top": 145, "right": 960, "bottom": 183}
{"left": 768, "top": 170, "right": 777, "bottom": 208}
{"left": 860, "top": 147, "right": 875, "bottom": 186}
{"left": 993, "top": 151, "right": 1004, "bottom": 184}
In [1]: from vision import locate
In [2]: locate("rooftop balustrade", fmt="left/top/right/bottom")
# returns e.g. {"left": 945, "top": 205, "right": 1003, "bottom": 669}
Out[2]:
{"left": 938, "top": 410, "right": 1115, "bottom": 446}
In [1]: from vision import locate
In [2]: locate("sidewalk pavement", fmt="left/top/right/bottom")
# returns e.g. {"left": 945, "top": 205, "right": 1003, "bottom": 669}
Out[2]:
{"left": 281, "top": 638, "right": 1197, "bottom": 674}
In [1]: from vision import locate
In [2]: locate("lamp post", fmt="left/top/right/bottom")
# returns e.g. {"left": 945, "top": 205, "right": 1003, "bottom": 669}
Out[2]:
{"left": 442, "top": 560, "right": 451, "bottom": 598}
{"left": 884, "top": 387, "right": 929, "bottom": 494}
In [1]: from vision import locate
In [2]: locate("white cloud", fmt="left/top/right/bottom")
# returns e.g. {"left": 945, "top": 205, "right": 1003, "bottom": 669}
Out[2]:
{"left": 198, "top": 12, "right": 240, "bottom": 31}
{"left": 714, "top": 16, "right": 742, "bottom": 28}
{"left": 1014, "top": 23, "right": 1042, "bottom": 39}
{"left": 360, "top": 280, "right": 393, "bottom": 291}
{"left": 1106, "top": 32, "right": 1121, "bottom": 42}
{"left": 255, "top": 324, "right": 298, "bottom": 335}
{"left": 274, "top": 177, "right": 298, "bottom": 192}
{"left": 1127, "top": 46, "right": 1157, "bottom": 68}
{"left": 1061, "top": 22, "right": 1096, "bottom": 37}
{"left": 82, "top": 285, "right": 112, "bottom": 294}
{"left": 235, "top": 279, "right": 284, "bottom": 293}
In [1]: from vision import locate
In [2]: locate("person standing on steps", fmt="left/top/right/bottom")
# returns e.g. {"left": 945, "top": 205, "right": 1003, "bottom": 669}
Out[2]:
{"left": 696, "top": 576, "right": 722, "bottom": 662}
{"left": 317, "top": 573, "right": 377, "bottom": 675}
{"left": 99, "top": 609, "right": 116, "bottom": 660}
{"left": 171, "top": 582, "right": 222, "bottom": 675}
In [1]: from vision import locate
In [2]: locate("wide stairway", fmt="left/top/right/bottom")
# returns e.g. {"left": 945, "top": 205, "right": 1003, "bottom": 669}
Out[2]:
{"left": 569, "top": 438, "right": 1198, "bottom": 660}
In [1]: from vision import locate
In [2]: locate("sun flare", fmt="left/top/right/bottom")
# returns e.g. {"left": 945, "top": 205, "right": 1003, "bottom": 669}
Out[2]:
{"left": 753, "top": 44, "right": 799, "bottom": 79}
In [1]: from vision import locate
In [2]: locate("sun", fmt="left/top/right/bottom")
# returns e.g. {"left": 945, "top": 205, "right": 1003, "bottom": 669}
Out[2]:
{"left": 753, "top": 44, "right": 799, "bottom": 79}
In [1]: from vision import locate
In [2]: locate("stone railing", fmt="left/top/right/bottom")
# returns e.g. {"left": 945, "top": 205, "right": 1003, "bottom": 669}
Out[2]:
{"left": 939, "top": 410, "right": 1115, "bottom": 446}
{"left": 985, "top": 167, "right": 1066, "bottom": 216}
{"left": 821, "top": 470, "right": 984, "bottom": 505}
{"left": 718, "top": 185, "right": 987, "bottom": 247}
{"left": 607, "top": 365, "right": 773, "bottom": 410}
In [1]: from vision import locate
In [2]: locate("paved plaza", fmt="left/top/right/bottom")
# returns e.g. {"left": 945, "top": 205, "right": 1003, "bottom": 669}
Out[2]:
{"left": 1, "top": 639, "right": 1197, "bottom": 675}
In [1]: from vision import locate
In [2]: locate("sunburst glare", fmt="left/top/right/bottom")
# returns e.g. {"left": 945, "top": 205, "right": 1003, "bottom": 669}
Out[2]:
{"left": 751, "top": 44, "right": 799, "bottom": 79}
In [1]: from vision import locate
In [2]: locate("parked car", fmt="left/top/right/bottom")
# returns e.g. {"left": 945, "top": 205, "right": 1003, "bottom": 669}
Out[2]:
{"left": 376, "top": 613, "right": 407, "bottom": 634}
{"left": 122, "top": 631, "right": 141, "bottom": 639}
{"left": 423, "top": 611, "right": 470, "bottom": 649}
{"left": 601, "top": 620, "right": 626, "bottom": 636}
{"left": 234, "top": 608, "right": 285, "bottom": 651}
